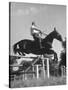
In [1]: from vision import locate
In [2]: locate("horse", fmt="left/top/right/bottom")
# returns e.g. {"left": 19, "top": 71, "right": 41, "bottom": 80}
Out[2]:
{"left": 13, "top": 28, "right": 63, "bottom": 61}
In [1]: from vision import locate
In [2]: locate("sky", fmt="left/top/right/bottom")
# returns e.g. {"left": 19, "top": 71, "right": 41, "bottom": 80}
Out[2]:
{"left": 10, "top": 2, "right": 66, "bottom": 56}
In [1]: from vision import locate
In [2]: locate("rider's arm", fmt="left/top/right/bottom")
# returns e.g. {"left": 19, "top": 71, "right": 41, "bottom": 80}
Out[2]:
{"left": 31, "top": 27, "right": 33, "bottom": 35}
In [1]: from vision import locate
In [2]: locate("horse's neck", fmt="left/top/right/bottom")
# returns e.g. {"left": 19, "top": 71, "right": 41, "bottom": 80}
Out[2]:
{"left": 44, "top": 34, "right": 54, "bottom": 43}
{"left": 49, "top": 36, "right": 54, "bottom": 43}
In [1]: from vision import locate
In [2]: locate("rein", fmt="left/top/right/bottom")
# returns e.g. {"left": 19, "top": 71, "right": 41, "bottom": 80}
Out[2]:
{"left": 41, "top": 32, "right": 48, "bottom": 36}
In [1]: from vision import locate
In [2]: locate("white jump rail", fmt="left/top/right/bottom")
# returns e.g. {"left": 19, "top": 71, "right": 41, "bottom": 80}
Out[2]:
{"left": 10, "top": 54, "right": 54, "bottom": 80}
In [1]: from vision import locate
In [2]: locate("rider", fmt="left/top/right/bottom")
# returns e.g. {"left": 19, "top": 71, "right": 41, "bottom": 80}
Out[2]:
{"left": 31, "top": 21, "right": 43, "bottom": 48}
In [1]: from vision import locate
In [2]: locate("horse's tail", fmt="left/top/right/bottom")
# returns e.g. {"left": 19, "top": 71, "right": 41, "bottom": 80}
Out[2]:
{"left": 13, "top": 43, "right": 18, "bottom": 54}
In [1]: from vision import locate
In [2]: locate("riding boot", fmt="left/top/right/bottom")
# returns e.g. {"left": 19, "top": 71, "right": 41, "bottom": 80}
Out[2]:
{"left": 40, "top": 43, "right": 43, "bottom": 48}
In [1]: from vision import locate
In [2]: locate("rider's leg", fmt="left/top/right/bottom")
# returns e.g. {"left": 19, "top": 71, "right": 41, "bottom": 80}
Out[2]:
{"left": 33, "top": 34, "right": 43, "bottom": 48}
{"left": 39, "top": 38, "right": 43, "bottom": 48}
{"left": 33, "top": 35, "right": 38, "bottom": 41}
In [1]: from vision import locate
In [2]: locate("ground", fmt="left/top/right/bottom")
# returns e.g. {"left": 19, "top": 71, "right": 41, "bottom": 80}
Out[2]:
{"left": 10, "top": 75, "right": 66, "bottom": 88}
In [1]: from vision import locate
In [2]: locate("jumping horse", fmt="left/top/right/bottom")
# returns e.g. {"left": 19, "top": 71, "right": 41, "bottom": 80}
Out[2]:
{"left": 13, "top": 28, "right": 63, "bottom": 62}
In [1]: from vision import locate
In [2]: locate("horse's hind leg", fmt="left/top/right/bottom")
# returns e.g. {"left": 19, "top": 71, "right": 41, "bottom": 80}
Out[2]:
{"left": 18, "top": 51, "right": 22, "bottom": 55}
{"left": 18, "top": 51, "right": 25, "bottom": 56}
{"left": 22, "top": 53, "right": 25, "bottom": 56}
{"left": 20, "top": 50, "right": 25, "bottom": 56}
{"left": 20, "top": 51, "right": 25, "bottom": 56}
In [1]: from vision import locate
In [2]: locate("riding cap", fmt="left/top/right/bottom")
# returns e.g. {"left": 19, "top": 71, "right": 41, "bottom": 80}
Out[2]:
{"left": 32, "top": 22, "right": 35, "bottom": 25}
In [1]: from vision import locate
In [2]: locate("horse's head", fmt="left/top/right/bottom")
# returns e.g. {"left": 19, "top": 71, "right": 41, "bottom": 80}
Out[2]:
{"left": 53, "top": 27, "right": 63, "bottom": 42}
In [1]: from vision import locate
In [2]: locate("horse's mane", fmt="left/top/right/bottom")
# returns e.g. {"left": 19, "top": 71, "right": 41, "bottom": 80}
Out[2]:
{"left": 43, "top": 30, "right": 54, "bottom": 42}
{"left": 47, "top": 30, "right": 55, "bottom": 37}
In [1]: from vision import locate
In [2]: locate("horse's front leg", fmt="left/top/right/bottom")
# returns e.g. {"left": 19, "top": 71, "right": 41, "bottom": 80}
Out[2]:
{"left": 48, "top": 49, "right": 58, "bottom": 63}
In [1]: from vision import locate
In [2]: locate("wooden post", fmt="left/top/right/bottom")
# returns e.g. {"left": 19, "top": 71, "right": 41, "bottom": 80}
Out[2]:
{"left": 25, "top": 73, "right": 27, "bottom": 80}
{"left": 61, "top": 66, "right": 65, "bottom": 77}
{"left": 42, "top": 55, "right": 46, "bottom": 78}
{"left": 36, "top": 65, "right": 39, "bottom": 79}
{"left": 14, "top": 75, "right": 16, "bottom": 81}
{"left": 22, "top": 74, "right": 24, "bottom": 81}
{"left": 32, "top": 66, "right": 35, "bottom": 78}
{"left": 23, "top": 71, "right": 25, "bottom": 81}
{"left": 23, "top": 70, "right": 27, "bottom": 81}
{"left": 47, "top": 58, "right": 50, "bottom": 78}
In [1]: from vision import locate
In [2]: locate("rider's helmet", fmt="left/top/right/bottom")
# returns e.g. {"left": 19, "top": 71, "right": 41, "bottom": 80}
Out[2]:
{"left": 32, "top": 21, "right": 35, "bottom": 25}
{"left": 54, "top": 27, "right": 56, "bottom": 31}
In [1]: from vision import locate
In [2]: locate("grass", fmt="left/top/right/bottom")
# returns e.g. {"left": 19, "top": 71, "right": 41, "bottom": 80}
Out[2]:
{"left": 10, "top": 75, "right": 66, "bottom": 88}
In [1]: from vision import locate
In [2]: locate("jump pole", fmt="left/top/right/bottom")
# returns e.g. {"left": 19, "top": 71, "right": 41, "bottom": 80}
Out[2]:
{"left": 46, "top": 58, "right": 50, "bottom": 78}
{"left": 22, "top": 71, "right": 25, "bottom": 81}
{"left": 32, "top": 66, "right": 35, "bottom": 78}
{"left": 42, "top": 55, "right": 46, "bottom": 78}
{"left": 36, "top": 65, "right": 39, "bottom": 79}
